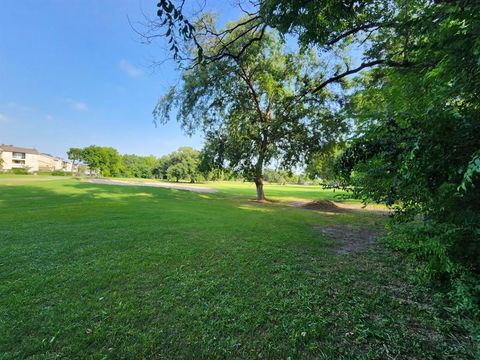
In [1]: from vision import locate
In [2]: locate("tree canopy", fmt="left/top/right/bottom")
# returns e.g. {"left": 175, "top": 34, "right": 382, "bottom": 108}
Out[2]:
{"left": 68, "top": 145, "right": 203, "bottom": 182}
{"left": 154, "top": 22, "right": 344, "bottom": 199}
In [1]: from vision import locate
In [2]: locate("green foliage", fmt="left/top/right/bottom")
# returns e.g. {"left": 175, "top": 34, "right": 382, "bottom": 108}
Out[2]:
{"left": 156, "top": 147, "right": 202, "bottom": 182}
{"left": 306, "top": 145, "right": 345, "bottom": 185}
{"left": 385, "top": 220, "right": 480, "bottom": 316}
{"left": 121, "top": 154, "right": 158, "bottom": 178}
{"left": 333, "top": 1, "right": 480, "bottom": 311}
{"left": 68, "top": 145, "right": 202, "bottom": 181}
{"left": 80, "top": 145, "right": 124, "bottom": 177}
{"left": 459, "top": 150, "right": 480, "bottom": 192}
{"left": 155, "top": 23, "right": 344, "bottom": 199}
{"left": 150, "top": 0, "right": 480, "bottom": 312}
{"left": 67, "top": 148, "right": 82, "bottom": 164}
{"left": 51, "top": 170, "right": 70, "bottom": 176}
{"left": 9, "top": 168, "right": 30, "bottom": 175}
{"left": 155, "top": 0, "right": 198, "bottom": 61}
{"left": 39, "top": 171, "right": 72, "bottom": 176}
{"left": 263, "top": 169, "right": 311, "bottom": 185}
{"left": 67, "top": 147, "right": 83, "bottom": 175}
{"left": 166, "top": 162, "right": 188, "bottom": 182}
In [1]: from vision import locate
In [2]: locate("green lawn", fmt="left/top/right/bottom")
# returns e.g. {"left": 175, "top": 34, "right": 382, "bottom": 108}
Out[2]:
{"left": 0, "top": 176, "right": 477, "bottom": 359}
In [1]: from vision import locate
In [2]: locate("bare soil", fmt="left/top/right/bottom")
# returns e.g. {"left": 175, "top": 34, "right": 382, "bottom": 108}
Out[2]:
{"left": 288, "top": 199, "right": 390, "bottom": 215}
{"left": 312, "top": 223, "right": 380, "bottom": 255}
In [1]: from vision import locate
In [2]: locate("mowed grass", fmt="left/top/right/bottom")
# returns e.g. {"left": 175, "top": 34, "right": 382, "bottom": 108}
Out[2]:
{"left": 0, "top": 177, "right": 477, "bottom": 359}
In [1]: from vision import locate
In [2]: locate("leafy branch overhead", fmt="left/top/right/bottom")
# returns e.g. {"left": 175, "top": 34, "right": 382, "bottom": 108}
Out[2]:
{"left": 153, "top": 0, "right": 414, "bottom": 88}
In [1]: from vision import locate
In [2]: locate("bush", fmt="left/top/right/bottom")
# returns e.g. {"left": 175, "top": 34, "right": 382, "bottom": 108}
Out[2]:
{"left": 384, "top": 215, "right": 480, "bottom": 315}
{"left": 51, "top": 170, "right": 71, "bottom": 176}
{"left": 9, "top": 168, "right": 30, "bottom": 175}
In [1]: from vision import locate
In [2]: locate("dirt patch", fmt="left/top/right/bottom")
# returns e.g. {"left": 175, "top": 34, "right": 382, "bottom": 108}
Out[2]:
{"left": 312, "top": 223, "right": 379, "bottom": 255}
{"left": 288, "top": 199, "right": 390, "bottom": 215}
{"left": 84, "top": 178, "right": 218, "bottom": 193}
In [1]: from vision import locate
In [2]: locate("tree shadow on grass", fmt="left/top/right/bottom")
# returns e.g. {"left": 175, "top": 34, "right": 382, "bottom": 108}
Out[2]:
{"left": 0, "top": 179, "right": 476, "bottom": 359}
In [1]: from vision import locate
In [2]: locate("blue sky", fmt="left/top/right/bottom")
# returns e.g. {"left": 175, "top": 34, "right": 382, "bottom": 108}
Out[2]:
{"left": 0, "top": 0, "right": 240, "bottom": 158}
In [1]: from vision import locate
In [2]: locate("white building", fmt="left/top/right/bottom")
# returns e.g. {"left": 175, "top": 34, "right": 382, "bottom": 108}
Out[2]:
{"left": 38, "top": 153, "right": 74, "bottom": 172}
{"left": 0, "top": 144, "right": 75, "bottom": 172}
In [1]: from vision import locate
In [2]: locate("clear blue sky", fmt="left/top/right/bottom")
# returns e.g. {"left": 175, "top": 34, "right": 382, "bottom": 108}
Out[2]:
{"left": 0, "top": 0, "right": 240, "bottom": 158}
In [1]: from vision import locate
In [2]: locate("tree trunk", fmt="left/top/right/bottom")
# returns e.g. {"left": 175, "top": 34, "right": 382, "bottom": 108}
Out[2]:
{"left": 255, "top": 178, "right": 265, "bottom": 201}
{"left": 254, "top": 150, "right": 266, "bottom": 201}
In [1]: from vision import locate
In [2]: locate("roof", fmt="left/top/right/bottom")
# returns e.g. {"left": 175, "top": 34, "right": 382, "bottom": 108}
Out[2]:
{"left": 40, "top": 153, "right": 71, "bottom": 163}
{"left": 0, "top": 144, "right": 39, "bottom": 154}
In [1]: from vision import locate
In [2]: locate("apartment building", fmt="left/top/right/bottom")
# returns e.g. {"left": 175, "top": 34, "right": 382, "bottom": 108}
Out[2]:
{"left": 0, "top": 144, "right": 74, "bottom": 172}
{"left": 38, "top": 153, "right": 74, "bottom": 172}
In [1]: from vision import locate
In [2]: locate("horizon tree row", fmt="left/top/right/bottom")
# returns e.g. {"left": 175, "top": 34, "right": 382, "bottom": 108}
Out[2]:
{"left": 67, "top": 144, "right": 332, "bottom": 184}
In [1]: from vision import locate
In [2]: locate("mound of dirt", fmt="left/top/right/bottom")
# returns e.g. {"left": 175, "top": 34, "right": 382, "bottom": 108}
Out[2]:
{"left": 300, "top": 200, "right": 346, "bottom": 213}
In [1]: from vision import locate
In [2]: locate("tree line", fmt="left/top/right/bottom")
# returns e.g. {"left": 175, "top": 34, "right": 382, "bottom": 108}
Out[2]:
{"left": 67, "top": 145, "right": 203, "bottom": 182}
{"left": 67, "top": 145, "right": 331, "bottom": 184}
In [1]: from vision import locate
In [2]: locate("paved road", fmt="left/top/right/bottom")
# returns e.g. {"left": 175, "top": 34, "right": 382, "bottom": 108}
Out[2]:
{"left": 85, "top": 178, "right": 218, "bottom": 193}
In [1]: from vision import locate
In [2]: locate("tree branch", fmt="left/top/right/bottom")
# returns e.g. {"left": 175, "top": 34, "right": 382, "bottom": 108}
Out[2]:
{"left": 310, "top": 59, "right": 412, "bottom": 94}
{"left": 325, "top": 22, "right": 389, "bottom": 46}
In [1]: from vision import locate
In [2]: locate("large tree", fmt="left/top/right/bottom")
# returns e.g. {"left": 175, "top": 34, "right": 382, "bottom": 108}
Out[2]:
{"left": 76, "top": 145, "right": 124, "bottom": 177}
{"left": 154, "top": 22, "right": 344, "bottom": 200}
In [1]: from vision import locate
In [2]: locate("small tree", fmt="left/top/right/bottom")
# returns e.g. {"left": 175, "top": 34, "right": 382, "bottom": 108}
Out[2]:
{"left": 67, "top": 148, "right": 83, "bottom": 176}
{"left": 166, "top": 163, "right": 188, "bottom": 182}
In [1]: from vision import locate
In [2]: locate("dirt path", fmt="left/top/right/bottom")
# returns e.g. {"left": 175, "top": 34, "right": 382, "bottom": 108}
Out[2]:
{"left": 84, "top": 178, "right": 218, "bottom": 193}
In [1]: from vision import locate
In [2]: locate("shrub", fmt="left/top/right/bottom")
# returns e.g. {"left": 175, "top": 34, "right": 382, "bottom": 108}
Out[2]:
{"left": 51, "top": 170, "right": 71, "bottom": 176}
{"left": 9, "top": 168, "right": 30, "bottom": 175}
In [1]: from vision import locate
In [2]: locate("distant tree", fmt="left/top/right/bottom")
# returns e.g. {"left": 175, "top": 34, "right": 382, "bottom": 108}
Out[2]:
{"left": 122, "top": 154, "right": 158, "bottom": 178}
{"left": 81, "top": 145, "right": 123, "bottom": 177}
{"left": 306, "top": 145, "right": 344, "bottom": 184}
{"left": 76, "top": 164, "right": 88, "bottom": 176}
{"left": 153, "top": 155, "right": 171, "bottom": 180}
{"left": 172, "top": 147, "right": 201, "bottom": 182}
{"left": 155, "top": 22, "right": 344, "bottom": 200}
{"left": 166, "top": 162, "right": 188, "bottom": 182}
{"left": 165, "top": 147, "right": 201, "bottom": 182}
{"left": 67, "top": 147, "right": 83, "bottom": 176}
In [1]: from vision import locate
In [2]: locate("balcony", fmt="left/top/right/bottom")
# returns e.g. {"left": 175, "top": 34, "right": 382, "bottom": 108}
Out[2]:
{"left": 12, "top": 152, "right": 26, "bottom": 160}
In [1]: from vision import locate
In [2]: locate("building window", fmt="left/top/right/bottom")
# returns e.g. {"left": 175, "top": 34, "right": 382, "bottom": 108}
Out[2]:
{"left": 12, "top": 152, "right": 26, "bottom": 159}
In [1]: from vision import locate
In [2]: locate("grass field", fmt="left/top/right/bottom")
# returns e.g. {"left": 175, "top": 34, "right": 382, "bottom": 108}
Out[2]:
{"left": 0, "top": 176, "right": 477, "bottom": 359}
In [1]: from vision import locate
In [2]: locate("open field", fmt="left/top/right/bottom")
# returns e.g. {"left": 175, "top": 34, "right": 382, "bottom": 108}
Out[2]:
{"left": 0, "top": 176, "right": 477, "bottom": 359}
